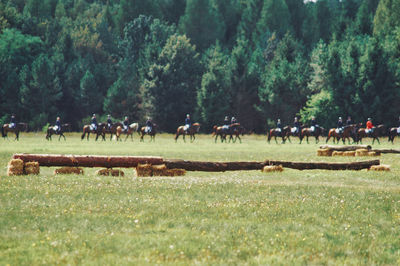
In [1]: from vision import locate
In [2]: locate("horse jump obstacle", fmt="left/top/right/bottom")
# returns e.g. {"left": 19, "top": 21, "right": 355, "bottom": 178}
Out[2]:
{"left": 319, "top": 145, "right": 400, "bottom": 155}
{"left": 11, "top": 154, "right": 380, "bottom": 173}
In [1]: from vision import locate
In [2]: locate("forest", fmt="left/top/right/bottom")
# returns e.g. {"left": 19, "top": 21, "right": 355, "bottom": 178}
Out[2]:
{"left": 0, "top": 0, "right": 399, "bottom": 132}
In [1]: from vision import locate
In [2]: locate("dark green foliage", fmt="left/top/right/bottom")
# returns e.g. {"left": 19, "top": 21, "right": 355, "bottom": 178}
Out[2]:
{"left": 0, "top": 0, "right": 399, "bottom": 132}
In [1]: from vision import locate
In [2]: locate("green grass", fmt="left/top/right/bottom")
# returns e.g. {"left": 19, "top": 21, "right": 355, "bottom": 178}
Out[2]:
{"left": 1, "top": 133, "right": 400, "bottom": 264}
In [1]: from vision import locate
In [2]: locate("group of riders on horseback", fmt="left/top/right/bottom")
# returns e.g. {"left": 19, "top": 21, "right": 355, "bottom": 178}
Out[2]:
{"left": 268, "top": 115, "right": 400, "bottom": 144}
{"left": 3, "top": 112, "right": 400, "bottom": 143}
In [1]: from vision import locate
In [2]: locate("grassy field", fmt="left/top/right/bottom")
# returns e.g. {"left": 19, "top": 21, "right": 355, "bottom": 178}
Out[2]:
{"left": 1, "top": 133, "right": 400, "bottom": 265}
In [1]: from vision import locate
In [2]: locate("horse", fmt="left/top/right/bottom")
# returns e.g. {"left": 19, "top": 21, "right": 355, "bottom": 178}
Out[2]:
{"left": 300, "top": 126, "right": 325, "bottom": 144}
{"left": 212, "top": 125, "right": 228, "bottom": 143}
{"left": 115, "top": 123, "right": 140, "bottom": 141}
{"left": 357, "top": 124, "right": 386, "bottom": 144}
{"left": 267, "top": 127, "right": 289, "bottom": 144}
{"left": 81, "top": 123, "right": 105, "bottom": 141}
{"left": 227, "top": 123, "right": 245, "bottom": 143}
{"left": 140, "top": 124, "right": 157, "bottom": 142}
{"left": 46, "top": 125, "right": 66, "bottom": 141}
{"left": 1, "top": 123, "right": 27, "bottom": 141}
{"left": 175, "top": 123, "right": 201, "bottom": 142}
{"left": 283, "top": 126, "right": 302, "bottom": 143}
{"left": 388, "top": 127, "right": 400, "bottom": 143}
{"left": 326, "top": 124, "right": 358, "bottom": 144}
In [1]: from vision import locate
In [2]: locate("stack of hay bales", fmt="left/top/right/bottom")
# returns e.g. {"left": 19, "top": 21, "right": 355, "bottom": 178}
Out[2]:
{"left": 54, "top": 167, "right": 84, "bottom": 175}
{"left": 368, "top": 165, "right": 390, "bottom": 171}
{"left": 24, "top": 162, "right": 40, "bottom": 175}
{"left": 332, "top": 151, "right": 344, "bottom": 156}
{"left": 7, "top": 159, "right": 24, "bottom": 176}
{"left": 262, "top": 165, "right": 283, "bottom": 173}
{"left": 135, "top": 164, "right": 186, "bottom": 177}
{"left": 343, "top": 151, "right": 356, "bottom": 157}
{"left": 95, "top": 168, "right": 125, "bottom": 176}
{"left": 367, "top": 151, "right": 381, "bottom": 156}
{"left": 355, "top": 149, "right": 380, "bottom": 157}
{"left": 317, "top": 149, "right": 333, "bottom": 156}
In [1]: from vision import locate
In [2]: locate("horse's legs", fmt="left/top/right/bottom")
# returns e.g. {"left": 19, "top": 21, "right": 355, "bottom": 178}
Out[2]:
{"left": 326, "top": 135, "right": 330, "bottom": 143}
{"left": 237, "top": 135, "right": 241, "bottom": 144}
{"left": 306, "top": 136, "right": 309, "bottom": 144}
{"left": 287, "top": 136, "right": 292, "bottom": 143}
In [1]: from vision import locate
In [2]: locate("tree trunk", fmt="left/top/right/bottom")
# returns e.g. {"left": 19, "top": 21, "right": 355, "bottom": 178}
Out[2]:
{"left": 12, "top": 154, "right": 163, "bottom": 168}
{"left": 371, "top": 149, "right": 400, "bottom": 154}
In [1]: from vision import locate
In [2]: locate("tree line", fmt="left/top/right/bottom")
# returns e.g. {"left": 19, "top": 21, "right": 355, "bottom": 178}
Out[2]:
{"left": 0, "top": 0, "right": 399, "bottom": 132}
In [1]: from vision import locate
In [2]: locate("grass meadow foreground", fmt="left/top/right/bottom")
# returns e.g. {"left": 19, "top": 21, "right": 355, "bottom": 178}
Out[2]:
{"left": 1, "top": 133, "right": 400, "bottom": 264}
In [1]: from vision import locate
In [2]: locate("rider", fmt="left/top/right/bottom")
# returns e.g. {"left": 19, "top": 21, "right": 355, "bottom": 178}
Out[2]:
{"left": 10, "top": 114, "right": 16, "bottom": 129}
{"left": 366, "top": 118, "right": 374, "bottom": 134}
{"left": 55, "top": 117, "right": 61, "bottom": 133}
{"left": 123, "top": 116, "right": 129, "bottom": 132}
{"left": 91, "top": 114, "right": 97, "bottom": 131}
{"left": 223, "top": 116, "right": 230, "bottom": 131}
{"left": 336, "top": 117, "right": 344, "bottom": 134}
{"left": 276, "top": 119, "right": 282, "bottom": 133}
{"left": 398, "top": 116, "right": 400, "bottom": 134}
{"left": 346, "top": 116, "right": 352, "bottom": 126}
{"left": 231, "top": 116, "right": 237, "bottom": 125}
{"left": 106, "top": 115, "right": 112, "bottom": 129}
{"left": 184, "top": 114, "right": 191, "bottom": 132}
{"left": 145, "top": 117, "right": 153, "bottom": 133}
{"left": 310, "top": 116, "right": 318, "bottom": 132}
{"left": 292, "top": 117, "right": 300, "bottom": 134}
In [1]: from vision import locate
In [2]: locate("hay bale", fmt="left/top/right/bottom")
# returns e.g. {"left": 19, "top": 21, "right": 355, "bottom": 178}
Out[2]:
{"left": 54, "top": 167, "right": 84, "bottom": 175}
{"left": 332, "top": 151, "right": 344, "bottom": 156}
{"left": 164, "top": 168, "right": 186, "bottom": 176}
{"left": 367, "top": 151, "right": 381, "bottom": 156}
{"left": 152, "top": 164, "right": 167, "bottom": 176}
{"left": 317, "top": 149, "right": 332, "bottom": 156}
{"left": 356, "top": 149, "right": 369, "bottom": 156}
{"left": 368, "top": 165, "right": 391, "bottom": 171}
{"left": 136, "top": 163, "right": 153, "bottom": 177}
{"left": 24, "top": 161, "right": 40, "bottom": 175}
{"left": 343, "top": 151, "right": 356, "bottom": 157}
{"left": 7, "top": 159, "right": 24, "bottom": 176}
{"left": 96, "top": 168, "right": 110, "bottom": 176}
{"left": 110, "top": 169, "right": 124, "bottom": 176}
{"left": 262, "top": 165, "right": 284, "bottom": 173}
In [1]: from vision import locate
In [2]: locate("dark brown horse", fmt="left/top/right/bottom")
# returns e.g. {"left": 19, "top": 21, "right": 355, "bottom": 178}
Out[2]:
{"left": 212, "top": 125, "right": 228, "bottom": 143}
{"left": 140, "top": 124, "right": 157, "bottom": 142}
{"left": 300, "top": 126, "right": 324, "bottom": 144}
{"left": 115, "top": 123, "right": 139, "bottom": 141}
{"left": 357, "top": 124, "right": 385, "bottom": 144}
{"left": 284, "top": 126, "right": 302, "bottom": 143}
{"left": 388, "top": 127, "right": 400, "bottom": 143}
{"left": 267, "top": 127, "right": 289, "bottom": 144}
{"left": 46, "top": 125, "right": 66, "bottom": 141}
{"left": 326, "top": 124, "right": 358, "bottom": 144}
{"left": 227, "top": 123, "right": 245, "bottom": 143}
{"left": 81, "top": 123, "right": 105, "bottom": 141}
{"left": 175, "top": 123, "right": 201, "bottom": 142}
{"left": 2, "top": 123, "right": 27, "bottom": 141}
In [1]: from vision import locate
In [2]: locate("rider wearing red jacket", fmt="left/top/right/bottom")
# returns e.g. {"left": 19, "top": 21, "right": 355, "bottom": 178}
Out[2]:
{"left": 366, "top": 118, "right": 374, "bottom": 133}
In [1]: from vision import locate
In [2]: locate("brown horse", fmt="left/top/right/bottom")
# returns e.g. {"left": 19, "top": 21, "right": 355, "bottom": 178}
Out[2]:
{"left": 227, "top": 123, "right": 245, "bottom": 143}
{"left": 46, "top": 125, "right": 66, "bottom": 141}
{"left": 81, "top": 123, "right": 105, "bottom": 141}
{"left": 2, "top": 123, "right": 27, "bottom": 141}
{"left": 115, "top": 123, "right": 139, "bottom": 141}
{"left": 388, "top": 127, "right": 400, "bottom": 143}
{"left": 212, "top": 125, "right": 228, "bottom": 143}
{"left": 300, "top": 126, "right": 325, "bottom": 144}
{"left": 357, "top": 124, "right": 385, "bottom": 144}
{"left": 267, "top": 127, "right": 289, "bottom": 144}
{"left": 284, "top": 126, "right": 302, "bottom": 143}
{"left": 175, "top": 123, "right": 201, "bottom": 142}
{"left": 326, "top": 124, "right": 358, "bottom": 144}
{"left": 140, "top": 124, "right": 157, "bottom": 142}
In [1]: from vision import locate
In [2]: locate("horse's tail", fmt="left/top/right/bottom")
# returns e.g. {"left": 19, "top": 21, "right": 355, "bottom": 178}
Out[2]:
{"left": 1, "top": 125, "right": 5, "bottom": 138}
{"left": 267, "top": 129, "right": 271, "bottom": 142}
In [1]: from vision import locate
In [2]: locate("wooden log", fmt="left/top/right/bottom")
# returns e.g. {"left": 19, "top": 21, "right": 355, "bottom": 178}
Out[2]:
{"left": 266, "top": 159, "right": 379, "bottom": 171}
{"left": 164, "top": 159, "right": 265, "bottom": 172}
{"left": 12, "top": 154, "right": 163, "bottom": 168}
{"left": 164, "top": 159, "right": 379, "bottom": 171}
{"left": 319, "top": 145, "right": 371, "bottom": 151}
{"left": 371, "top": 149, "right": 400, "bottom": 154}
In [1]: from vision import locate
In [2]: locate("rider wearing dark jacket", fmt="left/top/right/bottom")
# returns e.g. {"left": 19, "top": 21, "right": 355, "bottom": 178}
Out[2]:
{"left": 10, "top": 115, "right": 16, "bottom": 128}
{"left": 145, "top": 118, "right": 153, "bottom": 133}
{"left": 123, "top": 117, "right": 129, "bottom": 132}
{"left": 346, "top": 116, "right": 352, "bottom": 126}
{"left": 293, "top": 118, "right": 300, "bottom": 134}
{"left": 91, "top": 114, "right": 97, "bottom": 130}
{"left": 55, "top": 117, "right": 61, "bottom": 133}
{"left": 337, "top": 117, "right": 344, "bottom": 133}
{"left": 107, "top": 115, "right": 112, "bottom": 129}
